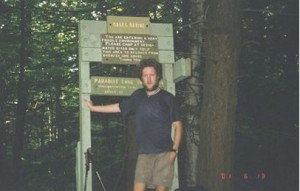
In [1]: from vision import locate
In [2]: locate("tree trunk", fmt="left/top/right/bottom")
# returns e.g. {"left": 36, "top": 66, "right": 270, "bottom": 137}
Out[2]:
{"left": 197, "top": 0, "right": 240, "bottom": 191}
{"left": 182, "top": 0, "right": 206, "bottom": 188}
{"left": 13, "top": 0, "right": 31, "bottom": 183}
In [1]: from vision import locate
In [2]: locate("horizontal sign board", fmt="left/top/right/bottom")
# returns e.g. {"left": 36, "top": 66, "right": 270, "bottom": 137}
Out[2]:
{"left": 173, "top": 58, "right": 192, "bottom": 82}
{"left": 107, "top": 16, "right": 150, "bottom": 34}
{"left": 91, "top": 76, "right": 166, "bottom": 96}
{"left": 101, "top": 34, "right": 159, "bottom": 64}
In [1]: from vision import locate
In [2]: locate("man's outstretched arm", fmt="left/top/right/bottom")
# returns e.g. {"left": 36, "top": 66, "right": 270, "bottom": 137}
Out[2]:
{"left": 84, "top": 99, "right": 121, "bottom": 113}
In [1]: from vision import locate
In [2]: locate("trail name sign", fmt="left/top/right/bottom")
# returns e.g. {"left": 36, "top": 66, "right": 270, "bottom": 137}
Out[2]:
{"left": 91, "top": 76, "right": 166, "bottom": 96}
{"left": 107, "top": 16, "right": 150, "bottom": 34}
{"left": 78, "top": 16, "right": 191, "bottom": 191}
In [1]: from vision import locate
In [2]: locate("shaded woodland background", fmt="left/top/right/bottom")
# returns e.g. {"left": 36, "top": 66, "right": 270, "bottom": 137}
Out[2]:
{"left": 0, "top": 0, "right": 298, "bottom": 191}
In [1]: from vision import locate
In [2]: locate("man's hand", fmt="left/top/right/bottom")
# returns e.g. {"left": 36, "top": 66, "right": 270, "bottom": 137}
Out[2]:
{"left": 83, "top": 99, "right": 94, "bottom": 111}
{"left": 169, "top": 151, "right": 177, "bottom": 162}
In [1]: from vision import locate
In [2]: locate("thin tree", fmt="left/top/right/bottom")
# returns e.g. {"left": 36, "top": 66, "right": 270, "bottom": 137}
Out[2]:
{"left": 181, "top": 0, "right": 206, "bottom": 188}
{"left": 13, "top": 0, "right": 31, "bottom": 183}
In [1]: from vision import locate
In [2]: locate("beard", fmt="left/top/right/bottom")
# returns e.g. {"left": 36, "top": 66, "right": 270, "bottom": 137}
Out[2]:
{"left": 142, "top": 81, "right": 159, "bottom": 91}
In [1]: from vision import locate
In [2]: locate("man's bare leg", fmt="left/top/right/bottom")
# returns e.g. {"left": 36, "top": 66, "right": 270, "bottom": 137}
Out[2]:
{"left": 134, "top": 182, "right": 146, "bottom": 191}
{"left": 156, "top": 185, "right": 168, "bottom": 191}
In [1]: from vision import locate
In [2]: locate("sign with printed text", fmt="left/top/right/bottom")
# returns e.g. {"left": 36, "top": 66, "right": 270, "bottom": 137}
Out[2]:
{"left": 107, "top": 16, "right": 150, "bottom": 34}
{"left": 101, "top": 34, "right": 159, "bottom": 64}
{"left": 91, "top": 76, "right": 166, "bottom": 96}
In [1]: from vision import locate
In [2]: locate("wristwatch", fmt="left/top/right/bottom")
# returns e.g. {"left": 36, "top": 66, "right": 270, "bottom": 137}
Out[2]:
{"left": 171, "top": 148, "right": 178, "bottom": 154}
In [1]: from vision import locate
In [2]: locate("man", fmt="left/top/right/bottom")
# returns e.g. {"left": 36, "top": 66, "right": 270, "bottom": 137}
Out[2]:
{"left": 84, "top": 58, "right": 183, "bottom": 191}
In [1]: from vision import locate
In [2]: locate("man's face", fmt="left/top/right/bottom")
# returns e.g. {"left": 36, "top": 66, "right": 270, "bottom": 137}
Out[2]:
{"left": 141, "top": 66, "right": 160, "bottom": 91}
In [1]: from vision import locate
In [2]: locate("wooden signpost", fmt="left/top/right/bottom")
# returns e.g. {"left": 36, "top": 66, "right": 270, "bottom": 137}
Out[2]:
{"left": 77, "top": 16, "right": 191, "bottom": 191}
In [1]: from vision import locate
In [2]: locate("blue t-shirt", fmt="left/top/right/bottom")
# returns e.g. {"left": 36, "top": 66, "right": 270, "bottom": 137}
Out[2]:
{"left": 119, "top": 88, "right": 181, "bottom": 154}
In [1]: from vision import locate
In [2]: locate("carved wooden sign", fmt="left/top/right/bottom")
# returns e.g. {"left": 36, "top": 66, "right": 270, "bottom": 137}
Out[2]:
{"left": 91, "top": 76, "right": 166, "bottom": 96}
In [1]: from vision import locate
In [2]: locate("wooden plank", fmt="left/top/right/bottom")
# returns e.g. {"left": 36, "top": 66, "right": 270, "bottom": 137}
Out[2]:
{"left": 90, "top": 76, "right": 166, "bottom": 96}
{"left": 81, "top": 48, "right": 102, "bottom": 62}
{"left": 80, "top": 33, "right": 102, "bottom": 48}
{"left": 79, "top": 20, "right": 107, "bottom": 35}
{"left": 107, "top": 16, "right": 150, "bottom": 34}
{"left": 159, "top": 50, "right": 174, "bottom": 63}
{"left": 157, "top": 36, "right": 173, "bottom": 50}
{"left": 173, "top": 58, "right": 192, "bottom": 83}
{"left": 91, "top": 77, "right": 142, "bottom": 96}
{"left": 150, "top": 23, "right": 173, "bottom": 37}
{"left": 162, "top": 63, "right": 173, "bottom": 82}
{"left": 101, "top": 34, "right": 159, "bottom": 64}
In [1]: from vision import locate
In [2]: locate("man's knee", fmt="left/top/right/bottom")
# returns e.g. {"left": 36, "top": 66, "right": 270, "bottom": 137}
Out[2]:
{"left": 155, "top": 185, "right": 168, "bottom": 191}
{"left": 134, "top": 182, "right": 146, "bottom": 191}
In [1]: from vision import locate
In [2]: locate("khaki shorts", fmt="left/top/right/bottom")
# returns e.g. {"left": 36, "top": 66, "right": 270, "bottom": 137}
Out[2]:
{"left": 134, "top": 152, "right": 175, "bottom": 188}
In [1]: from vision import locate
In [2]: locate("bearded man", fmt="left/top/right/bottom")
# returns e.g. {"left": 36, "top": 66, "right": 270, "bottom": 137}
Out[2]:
{"left": 84, "top": 58, "right": 183, "bottom": 191}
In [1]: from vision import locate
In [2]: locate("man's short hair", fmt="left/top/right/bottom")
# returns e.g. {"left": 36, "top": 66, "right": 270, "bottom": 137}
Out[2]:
{"left": 138, "top": 58, "right": 162, "bottom": 80}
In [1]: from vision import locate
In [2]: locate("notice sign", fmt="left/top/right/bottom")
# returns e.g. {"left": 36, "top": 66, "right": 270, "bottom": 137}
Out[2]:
{"left": 91, "top": 76, "right": 143, "bottom": 96}
{"left": 101, "top": 34, "right": 159, "bottom": 64}
{"left": 91, "top": 76, "right": 166, "bottom": 96}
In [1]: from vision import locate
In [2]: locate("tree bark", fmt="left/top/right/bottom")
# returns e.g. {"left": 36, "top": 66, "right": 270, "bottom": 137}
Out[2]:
{"left": 13, "top": 0, "right": 31, "bottom": 182}
{"left": 197, "top": 0, "right": 240, "bottom": 191}
{"left": 182, "top": 0, "right": 206, "bottom": 187}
